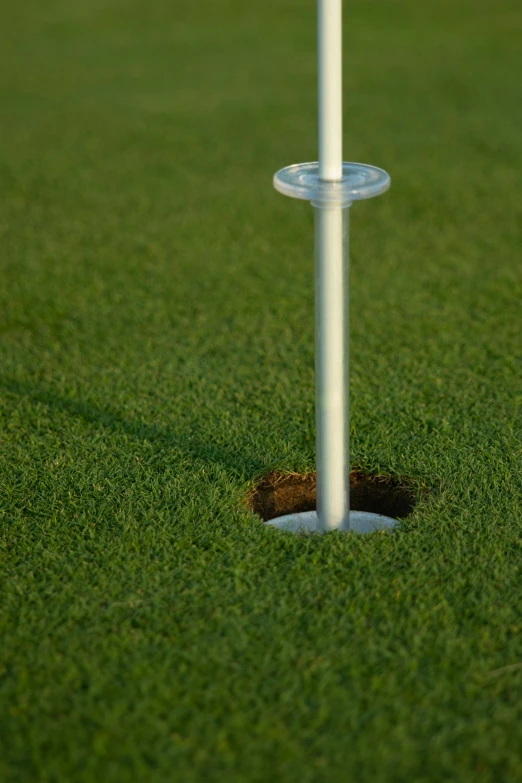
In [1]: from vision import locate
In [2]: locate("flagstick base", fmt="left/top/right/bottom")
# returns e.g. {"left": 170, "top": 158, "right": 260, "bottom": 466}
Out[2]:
{"left": 270, "top": 161, "right": 393, "bottom": 537}
{"left": 265, "top": 510, "right": 399, "bottom": 534}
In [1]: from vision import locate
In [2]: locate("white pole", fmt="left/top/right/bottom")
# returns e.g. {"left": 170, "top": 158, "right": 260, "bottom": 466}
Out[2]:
{"left": 318, "top": 0, "right": 343, "bottom": 181}
{"left": 271, "top": 0, "right": 394, "bottom": 535}
{"left": 315, "top": 206, "right": 348, "bottom": 531}
{"left": 316, "top": 0, "right": 349, "bottom": 530}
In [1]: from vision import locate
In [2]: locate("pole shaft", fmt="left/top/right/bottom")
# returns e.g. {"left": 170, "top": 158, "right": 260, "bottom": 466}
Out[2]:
{"left": 315, "top": 205, "right": 350, "bottom": 531}
{"left": 318, "top": 0, "right": 343, "bottom": 181}
{"left": 316, "top": 0, "right": 349, "bottom": 530}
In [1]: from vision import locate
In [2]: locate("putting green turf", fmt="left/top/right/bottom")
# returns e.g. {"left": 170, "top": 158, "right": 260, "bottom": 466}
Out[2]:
{"left": 1, "top": 0, "right": 522, "bottom": 780}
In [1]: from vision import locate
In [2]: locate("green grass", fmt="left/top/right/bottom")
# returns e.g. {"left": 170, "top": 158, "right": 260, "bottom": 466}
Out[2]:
{"left": 1, "top": 0, "right": 522, "bottom": 780}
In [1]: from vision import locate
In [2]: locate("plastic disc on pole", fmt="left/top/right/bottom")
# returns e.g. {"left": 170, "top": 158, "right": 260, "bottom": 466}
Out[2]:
{"left": 273, "top": 162, "right": 390, "bottom": 205}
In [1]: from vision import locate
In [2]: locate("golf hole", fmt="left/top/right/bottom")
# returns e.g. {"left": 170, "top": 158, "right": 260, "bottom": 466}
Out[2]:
{"left": 248, "top": 470, "right": 416, "bottom": 522}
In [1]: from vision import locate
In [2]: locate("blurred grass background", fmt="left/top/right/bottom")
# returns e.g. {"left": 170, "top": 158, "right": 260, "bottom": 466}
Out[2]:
{"left": 1, "top": 1, "right": 522, "bottom": 781}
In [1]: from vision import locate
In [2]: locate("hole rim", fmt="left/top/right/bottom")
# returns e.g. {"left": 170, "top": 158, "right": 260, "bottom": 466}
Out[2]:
{"left": 247, "top": 468, "right": 421, "bottom": 523}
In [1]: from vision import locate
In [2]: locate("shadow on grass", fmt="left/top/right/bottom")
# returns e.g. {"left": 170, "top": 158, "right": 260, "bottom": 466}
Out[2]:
{"left": 0, "top": 376, "right": 268, "bottom": 479}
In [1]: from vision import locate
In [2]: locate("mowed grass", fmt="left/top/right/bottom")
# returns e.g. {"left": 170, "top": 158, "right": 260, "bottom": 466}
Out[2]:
{"left": 1, "top": 0, "right": 522, "bottom": 780}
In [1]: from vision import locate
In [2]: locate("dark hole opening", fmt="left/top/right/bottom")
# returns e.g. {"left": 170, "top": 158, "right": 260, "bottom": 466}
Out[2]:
{"left": 248, "top": 469, "right": 417, "bottom": 522}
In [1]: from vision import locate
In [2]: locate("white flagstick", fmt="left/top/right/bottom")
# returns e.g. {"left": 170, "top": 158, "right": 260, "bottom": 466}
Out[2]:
{"left": 316, "top": 0, "right": 347, "bottom": 530}
{"left": 268, "top": 0, "right": 397, "bottom": 534}
{"left": 315, "top": 204, "right": 348, "bottom": 530}
{"left": 318, "top": 0, "right": 343, "bottom": 181}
